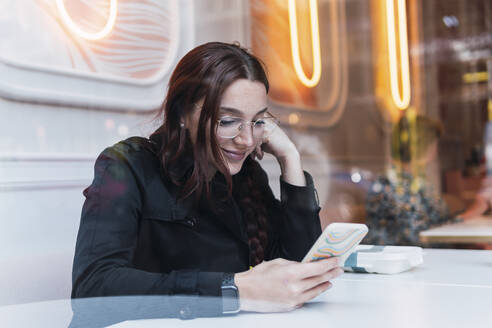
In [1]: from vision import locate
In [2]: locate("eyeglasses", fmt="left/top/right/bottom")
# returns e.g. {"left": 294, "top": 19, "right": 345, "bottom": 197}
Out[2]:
{"left": 216, "top": 112, "right": 279, "bottom": 139}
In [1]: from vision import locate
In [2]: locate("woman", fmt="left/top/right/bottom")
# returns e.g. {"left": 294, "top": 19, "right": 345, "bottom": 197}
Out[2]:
{"left": 71, "top": 42, "right": 342, "bottom": 318}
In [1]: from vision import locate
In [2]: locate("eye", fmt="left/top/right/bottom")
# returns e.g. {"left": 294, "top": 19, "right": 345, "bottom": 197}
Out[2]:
{"left": 254, "top": 119, "right": 266, "bottom": 126}
{"left": 219, "top": 117, "right": 240, "bottom": 126}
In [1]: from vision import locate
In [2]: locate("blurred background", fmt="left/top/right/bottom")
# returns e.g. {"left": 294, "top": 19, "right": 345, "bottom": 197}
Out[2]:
{"left": 0, "top": 0, "right": 491, "bottom": 305}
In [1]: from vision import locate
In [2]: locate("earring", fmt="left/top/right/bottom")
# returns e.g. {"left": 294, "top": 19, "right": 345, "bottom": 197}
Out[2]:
{"left": 180, "top": 122, "right": 185, "bottom": 128}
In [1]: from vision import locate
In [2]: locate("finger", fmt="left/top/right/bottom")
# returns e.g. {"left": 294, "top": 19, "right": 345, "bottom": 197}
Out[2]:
{"left": 298, "top": 281, "right": 333, "bottom": 304}
{"left": 299, "top": 267, "right": 343, "bottom": 291}
{"left": 255, "top": 144, "right": 263, "bottom": 160}
{"left": 262, "top": 130, "right": 270, "bottom": 143}
{"left": 293, "top": 257, "right": 340, "bottom": 279}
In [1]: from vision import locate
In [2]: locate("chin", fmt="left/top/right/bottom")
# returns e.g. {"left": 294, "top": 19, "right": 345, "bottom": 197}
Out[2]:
{"left": 226, "top": 159, "right": 246, "bottom": 175}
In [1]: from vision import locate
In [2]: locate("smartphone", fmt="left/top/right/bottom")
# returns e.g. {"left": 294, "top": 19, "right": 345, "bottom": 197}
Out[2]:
{"left": 302, "top": 223, "right": 368, "bottom": 263}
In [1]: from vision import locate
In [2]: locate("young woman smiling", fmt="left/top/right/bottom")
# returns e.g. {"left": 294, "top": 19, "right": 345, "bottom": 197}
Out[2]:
{"left": 71, "top": 42, "right": 342, "bottom": 318}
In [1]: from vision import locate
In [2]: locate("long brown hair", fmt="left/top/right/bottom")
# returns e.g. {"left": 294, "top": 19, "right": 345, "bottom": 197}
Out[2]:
{"left": 150, "top": 42, "right": 270, "bottom": 266}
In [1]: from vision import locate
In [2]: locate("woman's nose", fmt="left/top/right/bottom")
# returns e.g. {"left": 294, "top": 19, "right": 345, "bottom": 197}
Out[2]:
{"left": 234, "top": 123, "right": 255, "bottom": 147}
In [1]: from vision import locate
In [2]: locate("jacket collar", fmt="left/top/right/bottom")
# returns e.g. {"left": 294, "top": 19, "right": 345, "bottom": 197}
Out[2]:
{"left": 149, "top": 132, "right": 194, "bottom": 182}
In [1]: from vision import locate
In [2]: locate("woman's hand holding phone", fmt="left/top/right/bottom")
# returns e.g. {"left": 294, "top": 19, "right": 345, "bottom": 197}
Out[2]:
{"left": 234, "top": 257, "right": 343, "bottom": 312}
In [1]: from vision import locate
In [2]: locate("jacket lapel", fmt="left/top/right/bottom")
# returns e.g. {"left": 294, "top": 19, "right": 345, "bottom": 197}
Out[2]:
{"left": 208, "top": 175, "right": 249, "bottom": 247}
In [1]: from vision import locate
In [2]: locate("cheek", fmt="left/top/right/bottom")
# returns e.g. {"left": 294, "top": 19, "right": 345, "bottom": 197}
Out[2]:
{"left": 209, "top": 138, "right": 227, "bottom": 163}
{"left": 217, "top": 137, "right": 231, "bottom": 148}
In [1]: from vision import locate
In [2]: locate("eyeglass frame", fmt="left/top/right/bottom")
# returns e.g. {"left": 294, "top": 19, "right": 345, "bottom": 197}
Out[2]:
{"left": 215, "top": 112, "right": 280, "bottom": 139}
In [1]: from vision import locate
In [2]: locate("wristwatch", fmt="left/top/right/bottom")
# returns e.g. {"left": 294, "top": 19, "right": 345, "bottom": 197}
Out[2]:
{"left": 221, "top": 273, "right": 240, "bottom": 314}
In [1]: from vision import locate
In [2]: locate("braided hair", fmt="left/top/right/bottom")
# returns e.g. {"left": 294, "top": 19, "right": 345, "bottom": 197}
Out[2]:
{"left": 233, "top": 157, "right": 269, "bottom": 266}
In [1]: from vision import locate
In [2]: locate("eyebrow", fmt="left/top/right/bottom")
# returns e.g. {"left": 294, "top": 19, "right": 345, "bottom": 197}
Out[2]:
{"left": 219, "top": 106, "right": 268, "bottom": 117}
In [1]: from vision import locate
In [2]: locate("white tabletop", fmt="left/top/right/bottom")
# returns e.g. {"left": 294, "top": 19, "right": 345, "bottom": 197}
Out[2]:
{"left": 1, "top": 249, "right": 491, "bottom": 328}
{"left": 420, "top": 217, "right": 492, "bottom": 243}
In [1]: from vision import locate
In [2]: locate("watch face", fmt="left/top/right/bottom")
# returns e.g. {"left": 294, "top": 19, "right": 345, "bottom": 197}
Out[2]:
{"left": 222, "top": 286, "right": 240, "bottom": 314}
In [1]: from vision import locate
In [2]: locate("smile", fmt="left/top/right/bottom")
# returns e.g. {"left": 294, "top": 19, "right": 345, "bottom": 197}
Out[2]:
{"left": 221, "top": 148, "right": 246, "bottom": 161}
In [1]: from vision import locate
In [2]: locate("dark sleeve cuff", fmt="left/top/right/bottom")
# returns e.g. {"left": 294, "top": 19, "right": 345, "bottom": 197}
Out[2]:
{"left": 169, "top": 270, "right": 224, "bottom": 318}
{"left": 195, "top": 272, "right": 224, "bottom": 317}
{"left": 280, "top": 171, "right": 320, "bottom": 212}
{"left": 196, "top": 272, "right": 223, "bottom": 297}
{"left": 195, "top": 271, "right": 225, "bottom": 317}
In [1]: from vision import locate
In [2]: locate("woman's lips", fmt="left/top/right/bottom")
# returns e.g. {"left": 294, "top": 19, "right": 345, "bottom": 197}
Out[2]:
{"left": 221, "top": 148, "right": 246, "bottom": 161}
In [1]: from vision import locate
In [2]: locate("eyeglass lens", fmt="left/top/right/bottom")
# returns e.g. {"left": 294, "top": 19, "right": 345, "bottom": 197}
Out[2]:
{"left": 217, "top": 118, "right": 276, "bottom": 138}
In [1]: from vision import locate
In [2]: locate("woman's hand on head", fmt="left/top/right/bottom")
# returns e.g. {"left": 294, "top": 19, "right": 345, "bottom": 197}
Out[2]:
{"left": 251, "top": 120, "right": 306, "bottom": 186}
{"left": 234, "top": 257, "right": 343, "bottom": 312}
{"left": 251, "top": 121, "right": 298, "bottom": 163}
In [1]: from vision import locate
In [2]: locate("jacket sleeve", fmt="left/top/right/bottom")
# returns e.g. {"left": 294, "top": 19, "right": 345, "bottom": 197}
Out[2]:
{"left": 71, "top": 147, "right": 223, "bottom": 318}
{"left": 262, "top": 168, "right": 322, "bottom": 261}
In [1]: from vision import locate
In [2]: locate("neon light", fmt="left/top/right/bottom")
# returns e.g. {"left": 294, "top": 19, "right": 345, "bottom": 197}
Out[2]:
{"left": 463, "top": 72, "right": 489, "bottom": 84}
{"left": 386, "top": 0, "right": 411, "bottom": 110}
{"left": 56, "top": 0, "right": 118, "bottom": 41}
{"left": 288, "top": 0, "right": 322, "bottom": 88}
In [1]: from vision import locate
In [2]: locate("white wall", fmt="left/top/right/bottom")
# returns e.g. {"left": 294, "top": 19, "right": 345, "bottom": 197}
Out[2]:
{"left": 0, "top": 0, "right": 251, "bottom": 306}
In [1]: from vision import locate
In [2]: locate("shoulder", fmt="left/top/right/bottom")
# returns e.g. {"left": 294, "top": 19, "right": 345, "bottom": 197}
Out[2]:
{"left": 84, "top": 137, "right": 166, "bottom": 200}
{"left": 98, "top": 137, "right": 157, "bottom": 164}
{"left": 93, "top": 137, "right": 160, "bottom": 184}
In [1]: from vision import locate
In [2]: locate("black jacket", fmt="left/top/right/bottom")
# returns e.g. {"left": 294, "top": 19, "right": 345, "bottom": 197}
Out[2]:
{"left": 71, "top": 136, "right": 321, "bottom": 318}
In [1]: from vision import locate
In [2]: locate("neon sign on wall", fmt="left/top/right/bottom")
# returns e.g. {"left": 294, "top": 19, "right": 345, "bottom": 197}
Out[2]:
{"left": 0, "top": 0, "right": 191, "bottom": 112}
{"left": 251, "top": 0, "right": 348, "bottom": 128}
{"left": 56, "top": 0, "right": 118, "bottom": 40}
{"left": 288, "top": 0, "right": 321, "bottom": 88}
{"left": 385, "top": 0, "right": 411, "bottom": 110}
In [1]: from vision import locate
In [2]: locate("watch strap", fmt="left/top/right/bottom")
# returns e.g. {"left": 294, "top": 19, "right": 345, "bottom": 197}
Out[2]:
{"left": 221, "top": 273, "right": 240, "bottom": 314}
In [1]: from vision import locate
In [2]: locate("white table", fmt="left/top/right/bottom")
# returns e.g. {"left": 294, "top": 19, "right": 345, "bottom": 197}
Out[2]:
{"left": 1, "top": 249, "right": 491, "bottom": 328}
{"left": 420, "top": 217, "right": 492, "bottom": 243}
